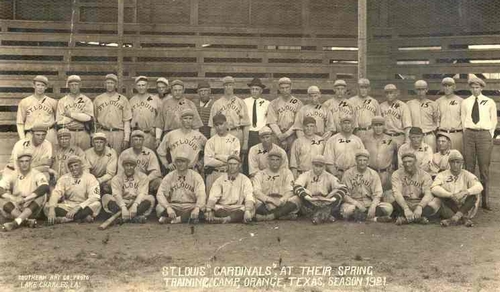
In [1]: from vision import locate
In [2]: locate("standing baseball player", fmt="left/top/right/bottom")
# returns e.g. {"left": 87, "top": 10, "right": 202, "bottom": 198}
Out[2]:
{"left": 84, "top": 132, "right": 117, "bottom": 194}
{"left": 431, "top": 150, "right": 483, "bottom": 227}
{"left": 52, "top": 128, "right": 89, "bottom": 179}
{"left": 350, "top": 78, "right": 380, "bottom": 142}
{"left": 324, "top": 116, "right": 365, "bottom": 179}
{"left": 17, "top": 75, "right": 58, "bottom": 147}
{"left": 323, "top": 79, "right": 356, "bottom": 132}
{"left": 406, "top": 80, "right": 439, "bottom": 151}
{"left": 93, "top": 73, "right": 132, "bottom": 154}
{"left": 206, "top": 155, "right": 254, "bottom": 224}
{"left": 45, "top": 156, "right": 102, "bottom": 224}
{"left": 155, "top": 77, "right": 172, "bottom": 101}
{"left": 101, "top": 155, "right": 155, "bottom": 224}
{"left": 341, "top": 149, "right": 393, "bottom": 222}
{"left": 118, "top": 130, "right": 162, "bottom": 194}
{"left": 204, "top": 113, "right": 240, "bottom": 193}
{"left": 391, "top": 152, "right": 441, "bottom": 225}
{"left": 208, "top": 76, "right": 250, "bottom": 154}
{"left": 289, "top": 117, "right": 325, "bottom": 179}
{"left": 293, "top": 86, "right": 335, "bottom": 140}
{"left": 195, "top": 81, "right": 214, "bottom": 139}
{"left": 0, "top": 150, "right": 49, "bottom": 231}
{"left": 56, "top": 75, "right": 94, "bottom": 150}
{"left": 429, "top": 133, "right": 452, "bottom": 176}
{"left": 380, "top": 84, "right": 412, "bottom": 150}
{"left": 266, "top": 77, "right": 303, "bottom": 153}
{"left": 156, "top": 154, "right": 206, "bottom": 224}
{"left": 397, "top": 127, "right": 434, "bottom": 173}
{"left": 436, "top": 77, "right": 463, "bottom": 153}
{"left": 461, "top": 77, "right": 497, "bottom": 210}
{"left": 247, "top": 126, "right": 288, "bottom": 178}
{"left": 129, "top": 76, "right": 161, "bottom": 150}
{"left": 293, "top": 155, "right": 347, "bottom": 224}
{"left": 157, "top": 108, "right": 207, "bottom": 173}
{"left": 253, "top": 149, "right": 300, "bottom": 221}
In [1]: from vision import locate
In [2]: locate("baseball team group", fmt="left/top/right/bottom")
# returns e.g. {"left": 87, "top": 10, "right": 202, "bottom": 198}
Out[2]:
{"left": 0, "top": 72, "right": 497, "bottom": 231}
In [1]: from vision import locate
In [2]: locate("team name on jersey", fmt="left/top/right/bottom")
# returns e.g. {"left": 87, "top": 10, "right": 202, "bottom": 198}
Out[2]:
{"left": 306, "top": 109, "right": 327, "bottom": 119}
{"left": 218, "top": 99, "right": 242, "bottom": 115}
{"left": 402, "top": 176, "right": 423, "bottom": 188}
{"left": 383, "top": 108, "right": 401, "bottom": 119}
{"left": 354, "top": 99, "right": 377, "bottom": 113}
{"left": 350, "top": 175, "right": 372, "bottom": 188}
{"left": 64, "top": 99, "right": 87, "bottom": 111}
{"left": 26, "top": 103, "right": 54, "bottom": 116}
{"left": 171, "top": 180, "right": 195, "bottom": 193}
{"left": 124, "top": 179, "right": 140, "bottom": 190}
{"left": 170, "top": 137, "right": 202, "bottom": 151}
{"left": 276, "top": 104, "right": 299, "bottom": 115}
{"left": 96, "top": 100, "right": 124, "bottom": 112}
{"left": 131, "top": 99, "right": 156, "bottom": 113}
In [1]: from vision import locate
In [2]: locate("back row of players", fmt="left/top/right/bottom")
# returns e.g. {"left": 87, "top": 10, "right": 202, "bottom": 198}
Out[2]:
{"left": 0, "top": 74, "right": 496, "bottom": 230}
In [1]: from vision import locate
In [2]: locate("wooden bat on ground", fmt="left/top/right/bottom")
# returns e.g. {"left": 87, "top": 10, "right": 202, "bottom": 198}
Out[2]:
{"left": 99, "top": 211, "right": 122, "bottom": 230}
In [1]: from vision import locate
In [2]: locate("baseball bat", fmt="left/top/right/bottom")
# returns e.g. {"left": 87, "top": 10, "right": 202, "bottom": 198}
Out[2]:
{"left": 99, "top": 211, "right": 122, "bottom": 230}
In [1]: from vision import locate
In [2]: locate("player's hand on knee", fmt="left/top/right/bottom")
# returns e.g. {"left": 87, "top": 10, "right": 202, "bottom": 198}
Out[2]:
{"left": 190, "top": 207, "right": 200, "bottom": 219}
{"left": 205, "top": 209, "right": 214, "bottom": 222}
{"left": 403, "top": 207, "right": 414, "bottom": 222}
{"left": 166, "top": 207, "right": 176, "bottom": 219}
{"left": 413, "top": 206, "right": 423, "bottom": 219}
{"left": 66, "top": 206, "right": 81, "bottom": 219}
{"left": 121, "top": 207, "right": 130, "bottom": 220}
{"left": 367, "top": 206, "right": 376, "bottom": 219}
{"left": 48, "top": 208, "right": 56, "bottom": 225}
{"left": 244, "top": 210, "right": 252, "bottom": 223}
{"left": 129, "top": 204, "right": 138, "bottom": 218}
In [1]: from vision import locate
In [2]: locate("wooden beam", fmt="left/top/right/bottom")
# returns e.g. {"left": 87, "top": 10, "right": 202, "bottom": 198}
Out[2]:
{"left": 117, "top": 0, "right": 124, "bottom": 91}
{"left": 191, "top": 0, "right": 199, "bottom": 26}
{"left": 358, "top": 0, "right": 367, "bottom": 79}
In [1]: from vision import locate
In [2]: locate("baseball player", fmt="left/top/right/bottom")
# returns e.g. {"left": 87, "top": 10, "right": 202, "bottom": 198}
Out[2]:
{"left": 52, "top": 128, "right": 89, "bottom": 179}
{"left": 253, "top": 149, "right": 300, "bottom": 221}
{"left": 380, "top": 84, "right": 412, "bottom": 150}
{"left": 17, "top": 75, "right": 58, "bottom": 147}
{"left": 350, "top": 78, "right": 381, "bottom": 142}
{"left": 155, "top": 80, "right": 203, "bottom": 147}
{"left": 363, "top": 116, "right": 397, "bottom": 192}
{"left": 156, "top": 154, "right": 206, "bottom": 224}
{"left": 101, "top": 155, "right": 155, "bottom": 224}
{"left": 266, "top": 77, "right": 303, "bottom": 152}
{"left": 324, "top": 116, "right": 365, "bottom": 179}
{"left": 391, "top": 152, "right": 441, "bottom": 225}
{"left": 129, "top": 76, "right": 161, "bottom": 150}
{"left": 340, "top": 149, "right": 393, "bottom": 222}
{"left": 436, "top": 77, "right": 463, "bottom": 153}
{"left": 84, "top": 132, "right": 117, "bottom": 194}
{"left": 157, "top": 108, "right": 207, "bottom": 172}
{"left": 431, "top": 150, "right": 483, "bottom": 227}
{"left": 293, "top": 155, "right": 347, "bottom": 224}
{"left": 204, "top": 113, "right": 240, "bottom": 194}
{"left": 195, "top": 81, "right": 214, "bottom": 139}
{"left": 397, "top": 127, "right": 434, "bottom": 173}
{"left": 45, "top": 156, "right": 102, "bottom": 224}
{"left": 289, "top": 117, "right": 325, "bottom": 179}
{"left": 293, "top": 86, "right": 335, "bottom": 140}
{"left": 118, "top": 130, "right": 162, "bottom": 194}
{"left": 208, "top": 76, "right": 250, "bottom": 153}
{"left": 56, "top": 75, "right": 94, "bottom": 150}
{"left": 206, "top": 155, "right": 254, "bottom": 223}
{"left": 155, "top": 77, "right": 172, "bottom": 101}
{"left": 407, "top": 80, "right": 439, "bottom": 151}
{"left": 322, "top": 79, "right": 356, "bottom": 131}
{"left": 93, "top": 73, "right": 132, "bottom": 154}
{"left": 0, "top": 150, "right": 49, "bottom": 231}
{"left": 247, "top": 126, "right": 288, "bottom": 177}
{"left": 429, "top": 133, "right": 452, "bottom": 176}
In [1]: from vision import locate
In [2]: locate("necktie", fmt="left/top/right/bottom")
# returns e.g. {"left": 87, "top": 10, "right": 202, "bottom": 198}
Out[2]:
{"left": 472, "top": 96, "right": 480, "bottom": 124}
{"left": 252, "top": 99, "right": 258, "bottom": 128}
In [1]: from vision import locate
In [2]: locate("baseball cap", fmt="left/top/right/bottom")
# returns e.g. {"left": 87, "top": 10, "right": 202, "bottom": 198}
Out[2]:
{"left": 17, "top": 149, "right": 33, "bottom": 159}
{"left": 312, "top": 155, "right": 326, "bottom": 165}
{"left": 334, "top": 80, "right": 347, "bottom": 87}
{"left": 414, "top": 80, "right": 428, "bottom": 89}
{"left": 134, "top": 76, "right": 148, "bottom": 84}
{"left": 31, "top": 124, "right": 48, "bottom": 133}
{"left": 371, "top": 116, "right": 385, "bottom": 125}
{"left": 131, "top": 130, "right": 145, "bottom": 138}
{"left": 441, "top": 77, "right": 455, "bottom": 85}
{"left": 436, "top": 132, "right": 451, "bottom": 141}
{"left": 307, "top": 86, "right": 320, "bottom": 94}
{"left": 258, "top": 126, "right": 273, "bottom": 136}
{"left": 384, "top": 84, "right": 397, "bottom": 91}
{"left": 222, "top": 76, "right": 235, "bottom": 85}
{"left": 303, "top": 116, "right": 316, "bottom": 126}
{"left": 278, "top": 77, "right": 292, "bottom": 85}
{"left": 358, "top": 78, "right": 370, "bottom": 87}
{"left": 57, "top": 128, "right": 71, "bottom": 138}
{"left": 67, "top": 75, "right": 81, "bottom": 84}
{"left": 121, "top": 154, "right": 137, "bottom": 166}
{"left": 448, "top": 149, "right": 464, "bottom": 161}
{"left": 227, "top": 154, "right": 241, "bottom": 163}
{"left": 67, "top": 155, "right": 83, "bottom": 166}
{"left": 33, "top": 75, "right": 49, "bottom": 86}
{"left": 355, "top": 149, "right": 370, "bottom": 159}
{"left": 340, "top": 115, "right": 354, "bottom": 123}
{"left": 468, "top": 77, "right": 486, "bottom": 87}
{"left": 268, "top": 149, "right": 283, "bottom": 159}
{"left": 174, "top": 154, "right": 190, "bottom": 162}
{"left": 156, "top": 77, "right": 169, "bottom": 86}
{"left": 170, "top": 79, "right": 184, "bottom": 88}
{"left": 105, "top": 74, "right": 118, "bottom": 83}
{"left": 197, "top": 81, "right": 211, "bottom": 90}
{"left": 92, "top": 132, "right": 107, "bottom": 141}
{"left": 409, "top": 127, "right": 424, "bottom": 136}
{"left": 401, "top": 152, "right": 416, "bottom": 160}
{"left": 180, "top": 108, "right": 195, "bottom": 118}
{"left": 212, "top": 113, "right": 227, "bottom": 124}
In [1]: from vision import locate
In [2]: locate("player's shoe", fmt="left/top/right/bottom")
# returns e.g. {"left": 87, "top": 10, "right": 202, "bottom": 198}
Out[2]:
{"left": 440, "top": 219, "right": 451, "bottom": 227}
{"left": 210, "top": 216, "right": 231, "bottom": 224}
{"left": 255, "top": 214, "right": 275, "bottom": 222}
{"left": 417, "top": 217, "right": 429, "bottom": 225}
{"left": 463, "top": 218, "right": 474, "bottom": 227}
{"left": 83, "top": 215, "right": 94, "bottom": 223}
{"left": 278, "top": 213, "right": 298, "bottom": 220}
{"left": 54, "top": 217, "right": 73, "bottom": 224}
{"left": 171, "top": 216, "right": 182, "bottom": 224}
{"left": 131, "top": 216, "right": 147, "bottom": 224}
{"left": 395, "top": 216, "right": 407, "bottom": 225}
{"left": 373, "top": 216, "right": 393, "bottom": 223}
{"left": 2, "top": 221, "right": 19, "bottom": 232}
{"left": 23, "top": 219, "right": 38, "bottom": 228}
{"left": 158, "top": 216, "right": 173, "bottom": 224}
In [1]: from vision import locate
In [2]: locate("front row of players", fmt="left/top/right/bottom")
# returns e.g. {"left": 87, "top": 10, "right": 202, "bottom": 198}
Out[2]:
{"left": 1, "top": 131, "right": 482, "bottom": 230}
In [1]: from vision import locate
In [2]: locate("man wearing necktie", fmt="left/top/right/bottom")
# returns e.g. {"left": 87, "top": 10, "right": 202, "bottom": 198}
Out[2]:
{"left": 461, "top": 77, "right": 497, "bottom": 210}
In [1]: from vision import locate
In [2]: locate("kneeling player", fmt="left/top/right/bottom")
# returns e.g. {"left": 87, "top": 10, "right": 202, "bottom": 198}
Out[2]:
{"left": 101, "top": 155, "right": 155, "bottom": 224}
{"left": 1, "top": 150, "right": 49, "bottom": 231}
{"left": 341, "top": 149, "right": 393, "bottom": 222}
{"left": 156, "top": 155, "right": 206, "bottom": 224}
{"left": 253, "top": 149, "right": 300, "bottom": 221}
{"left": 45, "top": 156, "right": 102, "bottom": 224}
{"left": 294, "top": 155, "right": 347, "bottom": 224}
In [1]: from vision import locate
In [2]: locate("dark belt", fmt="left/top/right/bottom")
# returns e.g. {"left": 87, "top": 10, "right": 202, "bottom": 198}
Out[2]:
{"left": 465, "top": 128, "right": 489, "bottom": 132}
{"left": 356, "top": 127, "right": 371, "bottom": 131}
{"left": 67, "top": 128, "right": 85, "bottom": 132}
{"left": 99, "top": 125, "right": 123, "bottom": 132}
{"left": 385, "top": 132, "right": 404, "bottom": 137}
{"left": 228, "top": 126, "right": 241, "bottom": 131}
{"left": 373, "top": 166, "right": 391, "bottom": 172}
{"left": 6, "top": 165, "right": 14, "bottom": 171}
{"left": 438, "top": 129, "right": 463, "bottom": 134}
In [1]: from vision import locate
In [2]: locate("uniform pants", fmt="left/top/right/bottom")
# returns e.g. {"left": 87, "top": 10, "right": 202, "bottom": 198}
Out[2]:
{"left": 44, "top": 200, "right": 102, "bottom": 218}
{"left": 0, "top": 195, "right": 46, "bottom": 219}
{"left": 340, "top": 201, "right": 393, "bottom": 219}
{"left": 102, "top": 194, "right": 155, "bottom": 216}
{"left": 156, "top": 203, "right": 199, "bottom": 223}
{"left": 463, "top": 129, "right": 492, "bottom": 208}
{"left": 299, "top": 194, "right": 343, "bottom": 218}
{"left": 69, "top": 130, "right": 91, "bottom": 150}
{"left": 439, "top": 196, "right": 478, "bottom": 219}
{"left": 213, "top": 204, "right": 248, "bottom": 223}
{"left": 255, "top": 196, "right": 301, "bottom": 218}
{"left": 102, "top": 129, "right": 125, "bottom": 155}
{"left": 437, "top": 130, "right": 463, "bottom": 154}
{"left": 392, "top": 197, "right": 441, "bottom": 218}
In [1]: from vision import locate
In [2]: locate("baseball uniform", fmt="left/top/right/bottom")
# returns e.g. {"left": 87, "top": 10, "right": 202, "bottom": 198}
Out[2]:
{"left": 204, "top": 133, "right": 240, "bottom": 193}
{"left": 350, "top": 95, "right": 381, "bottom": 141}
{"left": 156, "top": 97, "right": 203, "bottom": 133}
{"left": 253, "top": 167, "right": 300, "bottom": 216}
{"left": 17, "top": 94, "right": 58, "bottom": 146}
{"left": 118, "top": 147, "right": 162, "bottom": 192}
{"left": 207, "top": 173, "right": 254, "bottom": 222}
{"left": 380, "top": 100, "right": 412, "bottom": 149}
{"left": 84, "top": 146, "right": 117, "bottom": 191}
{"left": 130, "top": 93, "right": 161, "bottom": 150}
{"left": 429, "top": 150, "right": 450, "bottom": 176}
{"left": 293, "top": 104, "right": 335, "bottom": 136}
{"left": 266, "top": 95, "right": 303, "bottom": 151}
{"left": 323, "top": 97, "right": 356, "bottom": 131}
{"left": 363, "top": 133, "right": 397, "bottom": 190}
{"left": 324, "top": 133, "right": 365, "bottom": 174}
{"left": 7, "top": 138, "right": 52, "bottom": 176}
{"left": 397, "top": 142, "right": 434, "bottom": 173}
{"left": 289, "top": 135, "right": 325, "bottom": 174}
{"left": 56, "top": 93, "right": 94, "bottom": 150}
{"left": 248, "top": 143, "right": 288, "bottom": 177}
{"left": 53, "top": 145, "right": 89, "bottom": 178}
{"left": 208, "top": 95, "right": 251, "bottom": 145}
{"left": 436, "top": 94, "right": 463, "bottom": 153}
{"left": 407, "top": 98, "right": 440, "bottom": 151}
{"left": 157, "top": 128, "right": 207, "bottom": 169}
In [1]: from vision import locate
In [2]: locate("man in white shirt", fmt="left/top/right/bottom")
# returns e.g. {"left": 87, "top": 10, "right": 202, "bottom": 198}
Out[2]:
{"left": 461, "top": 77, "right": 497, "bottom": 210}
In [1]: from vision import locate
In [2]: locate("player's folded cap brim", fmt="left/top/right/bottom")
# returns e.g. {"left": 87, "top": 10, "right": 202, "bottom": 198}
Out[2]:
{"left": 227, "top": 155, "right": 241, "bottom": 163}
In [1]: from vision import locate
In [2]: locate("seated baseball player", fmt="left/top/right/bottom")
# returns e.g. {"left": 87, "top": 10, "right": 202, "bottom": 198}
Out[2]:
{"left": 429, "top": 133, "right": 452, "bottom": 176}
{"left": 293, "top": 155, "right": 347, "bottom": 224}
{"left": 118, "top": 130, "right": 162, "bottom": 194}
{"left": 340, "top": 149, "right": 393, "bottom": 222}
{"left": 391, "top": 152, "right": 441, "bottom": 225}
{"left": 156, "top": 154, "right": 206, "bottom": 224}
{"left": 157, "top": 108, "right": 207, "bottom": 174}
{"left": 204, "top": 113, "right": 240, "bottom": 194}
{"left": 289, "top": 116, "right": 325, "bottom": 179}
{"left": 206, "top": 155, "right": 254, "bottom": 224}
{"left": 45, "top": 156, "right": 102, "bottom": 224}
{"left": 431, "top": 150, "right": 483, "bottom": 227}
{"left": 52, "top": 128, "right": 89, "bottom": 179}
{"left": 85, "top": 132, "right": 117, "bottom": 194}
{"left": 248, "top": 126, "right": 288, "bottom": 178}
{"left": 0, "top": 150, "right": 49, "bottom": 231}
{"left": 253, "top": 149, "right": 300, "bottom": 221}
{"left": 101, "top": 154, "right": 155, "bottom": 224}
{"left": 397, "top": 127, "right": 433, "bottom": 173}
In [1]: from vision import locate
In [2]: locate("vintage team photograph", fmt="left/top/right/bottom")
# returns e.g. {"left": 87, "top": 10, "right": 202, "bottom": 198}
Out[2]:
{"left": 0, "top": 0, "right": 499, "bottom": 291}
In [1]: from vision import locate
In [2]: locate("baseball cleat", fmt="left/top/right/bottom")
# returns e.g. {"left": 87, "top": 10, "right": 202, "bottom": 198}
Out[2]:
{"left": 463, "top": 218, "right": 474, "bottom": 227}
{"left": 373, "top": 216, "right": 393, "bottom": 223}
{"left": 24, "top": 219, "right": 38, "bottom": 228}
{"left": 440, "top": 219, "right": 451, "bottom": 227}
{"left": 210, "top": 216, "right": 231, "bottom": 224}
{"left": 395, "top": 217, "right": 407, "bottom": 225}
{"left": 417, "top": 217, "right": 429, "bottom": 225}
{"left": 83, "top": 215, "right": 94, "bottom": 223}
{"left": 2, "top": 222, "right": 18, "bottom": 232}
{"left": 131, "top": 216, "right": 147, "bottom": 224}
{"left": 158, "top": 216, "right": 171, "bottom": 224}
